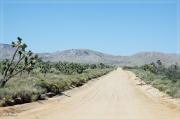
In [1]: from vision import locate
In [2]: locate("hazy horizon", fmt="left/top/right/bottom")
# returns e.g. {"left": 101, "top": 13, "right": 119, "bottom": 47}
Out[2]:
{"left": 1, "top": 43, "right": 180, "bottom": 57}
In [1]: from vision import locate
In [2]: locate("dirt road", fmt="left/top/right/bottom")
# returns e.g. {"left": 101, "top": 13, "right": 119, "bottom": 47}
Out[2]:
{"left": 0, "top": 68, "right": 180, "bottom": 119}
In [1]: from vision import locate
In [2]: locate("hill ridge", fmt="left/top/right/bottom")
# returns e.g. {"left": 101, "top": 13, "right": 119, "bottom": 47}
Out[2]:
{"left": 0, "top": 43, "right": 179, "bottom": 66}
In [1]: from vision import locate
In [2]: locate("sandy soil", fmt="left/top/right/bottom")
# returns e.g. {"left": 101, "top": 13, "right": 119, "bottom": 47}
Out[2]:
{"left": 0, "top": 68, "right": 180, "bottom": 119}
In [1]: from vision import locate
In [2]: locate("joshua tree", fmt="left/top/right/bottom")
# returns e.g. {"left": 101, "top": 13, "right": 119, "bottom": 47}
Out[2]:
{"left": 39, "top": 61, "right": 52, "bottom": 77}
{"left": 157, "top": 60, "right": 162, "bottom": 66}
{"left": 90, "top": 64, "right": 96, "bottom": 69}
{"left": 53, "top": 61, "right": 85, "bottom": 75}
{"left": 98, "top": 63, "right": 105, "bottom": 69}
{"left": 75, "top": 64, "right": 85, "bottom": 74}
{"left": 0, "top": 37, "right": 41, "bottom": 88}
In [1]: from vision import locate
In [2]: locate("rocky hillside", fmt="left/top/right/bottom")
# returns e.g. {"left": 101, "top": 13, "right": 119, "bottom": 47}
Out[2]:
{"left": 0, "top": 43, "right": 180, "bottom": 66}
{"left": 0, "top": 44, "right": 16, "bottom": 60}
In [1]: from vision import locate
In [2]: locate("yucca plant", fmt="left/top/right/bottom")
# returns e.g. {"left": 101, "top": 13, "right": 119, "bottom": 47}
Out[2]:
{"left": 0, "top": 37, "right": 41, "bottom": 88}
{"left": 39, "top": 61, "right": 52, "bottom": 77}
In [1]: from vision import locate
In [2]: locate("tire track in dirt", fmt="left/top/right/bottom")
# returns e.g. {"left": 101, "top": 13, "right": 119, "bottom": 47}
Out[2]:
{"left": 0, "top": 68, "right": 179, "bottom": 119}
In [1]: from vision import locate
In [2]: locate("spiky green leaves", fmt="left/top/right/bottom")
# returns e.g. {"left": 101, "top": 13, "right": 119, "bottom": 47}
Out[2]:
{"left": 38, "top": 61, "right": 52, "bottom": 77}
{"left": 53, "top": 61, "right": 85, "bottom": 75}
{"left": 18, "top": 51, "right": 22, "bottom": 55}
{"left": 2, "top": 59, "right": 9, "bottom": 71}
{"left": 1, "top": 59, "right": 14, "bottom": 76}
{"left": 34, "top": 54, "right": 38, "bottom": 60}
{"left": 24, "top": 56, "right": 28, "bottom": 65}
{"left": 27, "top": 50, "right": 33, "bottom": 57}
{"left": 11, "top": 37, "right": 22, "bottom": 47}
{"left": 1, "top": 37, "right": 41, "bottom": 88}
{"left": 17, "top": 37, "right": 22, "bottom": 43}
{"left": 20, "top": 43, "right": 27, "bottom": 51}
{"left": 11, "top": 42, "right": 16, "bottom": 47}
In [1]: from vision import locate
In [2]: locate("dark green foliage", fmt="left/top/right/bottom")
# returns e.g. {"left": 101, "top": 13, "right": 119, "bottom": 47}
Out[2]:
{"left": 53, "top": 61, "right": 85, "bottom": 75}
{"left": 98, "top": 63, "right": 105, "bottom": 69}
{"left": 125, "top": 60, "right": 180, "bottom": 80}
{"left": 90, "top": 64, "right": 96, "bottom": 69}
{"left": 39, "top": 61, "right": 52, "bottom": 77}
{"left": 0, "top": 68, "right": 114, "bottom": 106}
{"left": 83, "top": 64, "right": 89, "bottom": 69}
{"left": 123, "top": 60, "right": 180, "bottom": 98}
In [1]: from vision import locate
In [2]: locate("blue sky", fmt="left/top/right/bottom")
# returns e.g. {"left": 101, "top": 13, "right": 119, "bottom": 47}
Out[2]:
{"left": 0, "top": 0, "right": 179, "bottom": 56}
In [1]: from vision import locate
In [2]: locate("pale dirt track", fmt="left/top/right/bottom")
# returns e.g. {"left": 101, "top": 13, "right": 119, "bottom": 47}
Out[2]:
{"left": 0, "top": 68, "right": 180, "bottom": 119}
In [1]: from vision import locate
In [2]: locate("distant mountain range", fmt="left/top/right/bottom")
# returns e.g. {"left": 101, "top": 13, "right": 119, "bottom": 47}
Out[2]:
{"left": 0, "top": 43, "right": 180, "bottom": 66}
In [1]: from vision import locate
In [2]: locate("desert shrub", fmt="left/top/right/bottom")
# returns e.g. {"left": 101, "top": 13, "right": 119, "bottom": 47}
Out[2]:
{"left": 50, "top": 84, "right": 59, "bottom": 94}
{"left": 127, "top": 65, "right": 180, "bottom": 98}
{"left": 156, "top": 85, "right": 168, "bottom": 92}
{"left": 31, "top": 94, "right": 39, "bottom": 102}
{"left": 0, "top": 67, "right": 114, "bottom": 106}
{"left": 56, "top": 81, "right": 66, "bottom": 91}
{"left": 4, "top": 95, "right": 13, "bottom": 101}
{"left": 174, "top": 89, "right": 180, "bottom": 98}
{"left": 81, "top": 74, "right": 90, "bottom": 82}
{"left": 90, "top": 64, "right": 96, "bottom": 69}
{"left": 168, "top": 87, "right": 178, "bottom": 97}
{"left": 174, "top": 80, "right": 180, "bottom": 87}
{"left": 174, "top": 94, "right": 180, "bottom": 98}
{"left": 62, "top": 78, "right": 72, "bottom": 89}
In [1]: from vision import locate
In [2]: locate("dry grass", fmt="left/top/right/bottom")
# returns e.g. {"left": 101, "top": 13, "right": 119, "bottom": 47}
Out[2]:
{"left": 0, "top": 68, "right": 114, "bottom": 106}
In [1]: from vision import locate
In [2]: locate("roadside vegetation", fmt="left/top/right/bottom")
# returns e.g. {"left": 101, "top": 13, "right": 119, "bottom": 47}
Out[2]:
{"left": 0, "top": 37, "right": 115, "bottom": 107}
{"left": 123, "top": 60, "right": 180, "bottom": 98}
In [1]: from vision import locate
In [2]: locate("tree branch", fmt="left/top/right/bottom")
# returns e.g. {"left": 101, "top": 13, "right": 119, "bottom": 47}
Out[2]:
{"left": 11, "top": 55, "right": 25, "bottom": 75}
{"left": 8, "top": 68, "right": 24, "bottom": 80}
{"left": 3, "top": 46, "right": 20, "bottom": 78}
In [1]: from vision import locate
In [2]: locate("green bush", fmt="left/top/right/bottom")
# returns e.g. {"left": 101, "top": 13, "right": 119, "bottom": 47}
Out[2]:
{"left": 0, "top": 66, "right": 114, "bottom": 107}
{"left": 127, "top": 67, "right": 180, "bottom": 98}
{"left": 156, "top": 85, "right": 168, "bottom": 92}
